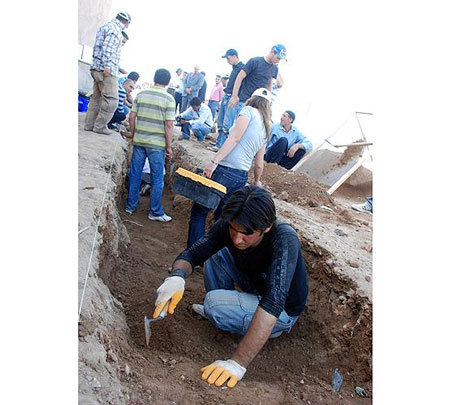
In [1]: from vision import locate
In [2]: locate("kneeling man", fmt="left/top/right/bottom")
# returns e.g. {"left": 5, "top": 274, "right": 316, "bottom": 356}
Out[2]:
{"left": 153, "top": 185, "right": 308, "bottom": 388}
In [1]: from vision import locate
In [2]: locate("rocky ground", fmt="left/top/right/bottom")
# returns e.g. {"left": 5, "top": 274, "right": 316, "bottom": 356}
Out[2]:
{"left": 78, "top": 113, "right": 372, "bottom": 404}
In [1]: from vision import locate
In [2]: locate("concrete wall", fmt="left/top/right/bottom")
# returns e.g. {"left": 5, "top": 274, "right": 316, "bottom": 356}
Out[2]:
{"left": 78, "top": 0, "right": 113, "bottom": 47}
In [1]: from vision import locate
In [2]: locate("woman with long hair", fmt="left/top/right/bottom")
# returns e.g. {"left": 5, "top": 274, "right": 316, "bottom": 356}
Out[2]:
{"left": 186, "top": 87, "right": 272, "bottom": 247}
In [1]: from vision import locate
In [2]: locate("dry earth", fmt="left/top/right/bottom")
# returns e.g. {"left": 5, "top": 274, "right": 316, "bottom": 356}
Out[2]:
{"left": 78, "top": 113, "right": 372, "bottom": 404}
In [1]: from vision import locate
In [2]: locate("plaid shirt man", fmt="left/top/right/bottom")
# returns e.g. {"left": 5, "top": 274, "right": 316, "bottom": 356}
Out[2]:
{"left": 91, "top": 18, "right": 125, "bottom": 77}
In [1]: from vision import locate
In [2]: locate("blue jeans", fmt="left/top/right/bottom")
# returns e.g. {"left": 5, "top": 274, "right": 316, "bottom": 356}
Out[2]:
{"left": 122, "top": 105, "right": 130, "bottom": 116}
{"left": 208, "top": 100, "right": 219, "bottom": 119}
{"left": 181, "top": 122, "right": 210, "bottom": 141}
{"left": 187, "top": 164, "right": 248, "bottom": 247}
{"left": 215, "top": 94, "right": 231, "bottom": 148}
{"left": 174, "top": 92, "right": 183, "bottom": 113}
{"left": 203, "top": 248, "right": 299, "bottom": 338}
{"left": 181, "top": 93, "right": 197, "bottom": 112}
{"left": 222, "top": 101, "right": 244, "bottom": 134}
{"left": 125, "top": 146, "right": 166, "bottom": 216}
{"left": 264, "top": 137, "right": 306, "bottom": 170}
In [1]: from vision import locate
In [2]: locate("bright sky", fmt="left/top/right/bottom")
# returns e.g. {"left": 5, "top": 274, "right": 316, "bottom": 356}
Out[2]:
{"left": 108, "top": 0, "right": 377, "bottom": 149}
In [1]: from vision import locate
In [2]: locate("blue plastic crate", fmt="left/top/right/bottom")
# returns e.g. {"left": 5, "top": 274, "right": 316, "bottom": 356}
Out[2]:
{"left": 78, "top": 95, "right": 90, "bottom": 112}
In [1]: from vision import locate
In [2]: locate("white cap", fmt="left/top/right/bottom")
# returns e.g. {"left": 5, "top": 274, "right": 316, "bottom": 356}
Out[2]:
{"left": 252, "top": 88, "right": 272, "bottom": 102}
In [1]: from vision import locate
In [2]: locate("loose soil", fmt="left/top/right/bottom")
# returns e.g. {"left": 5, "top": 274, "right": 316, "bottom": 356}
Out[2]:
{"left": 95, "top": 141, "right": 372, "bottom": 404}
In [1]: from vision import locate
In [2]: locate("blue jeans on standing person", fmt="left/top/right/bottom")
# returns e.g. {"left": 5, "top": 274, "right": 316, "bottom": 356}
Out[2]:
{"left": 208, "top": 100, "right": 219, "bottom": 119}
{"left": 202, "top": 248, "right": 299, "bottom": 338}
{"left": 174, "top": 92, "right": 183, "bottom": 113}
{"left": 223, "top": 101, "right": 244, "bottom": 133}
{"left": 215, "top": 94, "right": 231, "bottom": 148}
{"left": 125, "top": 146, "right": 166, "bottom": 216}
{"left": 187, "top": 165, "right": 248, "bottom": 247}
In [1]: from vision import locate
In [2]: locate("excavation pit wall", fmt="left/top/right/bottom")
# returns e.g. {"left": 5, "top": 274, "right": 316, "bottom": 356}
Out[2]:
{"left": 78, "top": 122, "right": 372, "bottom": 404}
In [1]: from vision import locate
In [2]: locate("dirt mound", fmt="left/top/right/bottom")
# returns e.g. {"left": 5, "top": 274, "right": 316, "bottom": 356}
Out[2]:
{"left": 249, "top": 163, "right": 336, "bottom": 208}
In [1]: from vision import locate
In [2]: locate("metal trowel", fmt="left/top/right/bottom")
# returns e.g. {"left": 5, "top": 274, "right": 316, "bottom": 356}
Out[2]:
{"left": 144, "top": 302, "right": 169, "bottom": 346}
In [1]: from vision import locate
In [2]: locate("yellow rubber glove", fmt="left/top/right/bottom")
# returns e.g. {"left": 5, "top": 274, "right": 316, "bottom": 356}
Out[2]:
{"left": 154, "top": 276, "right": 185, "bottom": 318}
{"left": 201, "top": 359, "right": 246, "bottom": 388}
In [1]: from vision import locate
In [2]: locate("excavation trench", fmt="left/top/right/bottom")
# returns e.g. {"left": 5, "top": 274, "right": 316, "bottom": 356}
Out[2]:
{"left": 86, "top": 142, "right": 372, "bottom": 404}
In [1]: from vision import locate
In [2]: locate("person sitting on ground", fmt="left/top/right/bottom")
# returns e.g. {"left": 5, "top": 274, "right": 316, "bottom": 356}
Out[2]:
{"left": 124, "top": 68, "right": 175, "bottom": 222}
{"left": 264, "top": 110, "right": 312, "bottom": 170}
{"left": 108, "top": 78, "right": 136, "bottom": 130}
{"left": 187, "top": 88, "right": 272, "bottom": 248}
{"left": 177, "top": 97, "right": 213, "bottom": 142}
{"left": 153, "top": 185, "right": 308, "bottom": 388}
{"left": 351, "top": 197, "right": 373, "bottom": 213}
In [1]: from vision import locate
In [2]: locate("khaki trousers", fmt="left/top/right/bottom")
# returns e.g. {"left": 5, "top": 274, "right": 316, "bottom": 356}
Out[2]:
{"left": 84, "top": 70, "right": 119, "bottom": 131}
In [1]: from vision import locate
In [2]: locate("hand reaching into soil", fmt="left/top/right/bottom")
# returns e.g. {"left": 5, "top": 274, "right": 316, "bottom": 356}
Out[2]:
{"left": 201, "top": 359, "right": 246, "bottom": 388}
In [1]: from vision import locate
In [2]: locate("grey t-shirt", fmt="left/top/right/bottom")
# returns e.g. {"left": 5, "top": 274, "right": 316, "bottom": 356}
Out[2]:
{"left": 219, "top": 106, "right": 266, "bottom": 171}
{"left": 238, "top": 57, "right": 278, "bottom": 102}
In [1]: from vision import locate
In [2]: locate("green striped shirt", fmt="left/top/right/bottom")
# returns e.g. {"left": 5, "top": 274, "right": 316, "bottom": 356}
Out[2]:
{"left": 132, "top": 86, "right": 176, "bottom": 149}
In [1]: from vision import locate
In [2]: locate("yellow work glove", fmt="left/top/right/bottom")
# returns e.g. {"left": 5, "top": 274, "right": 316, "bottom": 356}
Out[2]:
{"left": 201, "top": 359, "right": 246, "bottom": 388}
{"left": 154, "top": 276, "right": 185, "bottom": 318}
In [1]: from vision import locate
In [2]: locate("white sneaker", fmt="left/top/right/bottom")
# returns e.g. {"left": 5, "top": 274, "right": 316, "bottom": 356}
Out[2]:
{"left": 351, "top": 202, "right": 372, "bottom": 213}
{"left": 124, "top": 208, "right": 134, "bottom": 215}
{"left": 192, "top": 304, "right": 207, "bottom": 319}
{"left": 148, "top": 213, "right": 172, "bottom": 222}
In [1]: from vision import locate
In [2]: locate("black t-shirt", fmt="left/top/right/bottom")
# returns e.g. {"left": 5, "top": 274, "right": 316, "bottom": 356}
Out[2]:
{"left": 175, "top": 220, "right": 308, "bottom": 317}
{"left": 238, "top": 57, "right": 278, "bottom": 102}
{"left": 224, "top": 61, "right": 245, "bottom": 95}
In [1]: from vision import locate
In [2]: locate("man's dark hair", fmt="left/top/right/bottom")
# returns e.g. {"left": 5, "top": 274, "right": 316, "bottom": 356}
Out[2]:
{"left": 154, "top": 69, "right": 171, "bottom": 86}
{"left": 176, "top": 68, "right": 183, "bottom": 74}
{"left": 201, "top": 71, "right": 206, "bottom": 76}
{"left": 121, "top": 31, "right": 129, "bottom": 40}
{"left": 222, "top": 185, "right": 276, "bottom": 232}
{"left": 285, "top": 110, "right": 296, "bottom": 122}
{"left": 190, "top": 97, "right": 202, "bottom": 107}
{"left": 127, "top": 71, "right": 139, "bottom": 82}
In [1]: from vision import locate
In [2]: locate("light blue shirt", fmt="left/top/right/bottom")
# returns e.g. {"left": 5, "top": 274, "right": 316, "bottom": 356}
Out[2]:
{"left": 219, "top": 106, "right": 266, "bottom": 171}
{"left": 180, "top": 104, "right": 213, "bottom": 128}
{"left": 266, "top": 123, "right": 312, "bottom": 153}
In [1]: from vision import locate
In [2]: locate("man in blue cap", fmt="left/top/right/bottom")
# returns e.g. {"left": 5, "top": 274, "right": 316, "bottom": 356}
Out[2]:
{"left": 215, "top": 45, "right": 287, "bottom": 150}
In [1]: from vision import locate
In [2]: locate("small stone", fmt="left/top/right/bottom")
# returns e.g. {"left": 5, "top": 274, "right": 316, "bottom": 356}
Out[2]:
{"left": 334, "top": 228, "right": 348, "bottom": 237}
{"left": 346, "top": 260, "right": 359, "bottom": 268}
{"left": 125, "top": 364, "right": 131, "bottom": 376}
{"left": 180, "top": 375, "right": 186, "bottom": 381}
{"left": 365, "top": 275, "right": 371, "bottom": 282}
{"left": 146, "top": 390, "right": 152, "bottom": 395}
{"left": 278, "top": 191, "right": 289, "bottom": 201}
{"left": 169, "top": 359, "right": 177, "bottom": 366}
{"left": 300, "top": 379, "right": 305, "bottom": 384}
